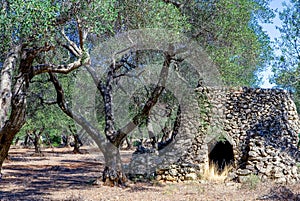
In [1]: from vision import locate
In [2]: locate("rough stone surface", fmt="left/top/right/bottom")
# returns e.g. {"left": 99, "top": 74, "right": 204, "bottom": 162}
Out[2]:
{"left": 127, "top": 87, "right": 300, "bottom": 183}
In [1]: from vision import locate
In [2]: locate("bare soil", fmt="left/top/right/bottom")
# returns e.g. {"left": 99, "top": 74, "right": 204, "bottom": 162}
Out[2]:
{"left": 0, "top": 146, "right": 299, "bottom": 201}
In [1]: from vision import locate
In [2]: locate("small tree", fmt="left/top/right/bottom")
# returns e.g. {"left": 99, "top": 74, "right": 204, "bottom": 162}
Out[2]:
{"left": 68, "top": 125, "right": 84, "bottom": 154}
{"left": 27, "top": 128, "right": 44, "bottom": 155}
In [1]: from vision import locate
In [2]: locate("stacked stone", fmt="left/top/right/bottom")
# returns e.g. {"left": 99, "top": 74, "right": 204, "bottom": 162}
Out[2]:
{"left": 178, "top": 87, "right": 212, "bottom": 173}
{"left": 224, "top": 87, "right": 300, "bottom": 183}
{"left": 236, "top": 136, "right": 299, "bottom": 183}
{"left": 155, "top": 164, "right": 199, "bottom": 182}
{"left": 127, "top": 86, "right": 300, "bottom": 183}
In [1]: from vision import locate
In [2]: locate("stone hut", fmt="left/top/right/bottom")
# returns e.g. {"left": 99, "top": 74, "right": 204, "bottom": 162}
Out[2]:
{"left": 127, "top": 87, "right": 300, "bottom": 183}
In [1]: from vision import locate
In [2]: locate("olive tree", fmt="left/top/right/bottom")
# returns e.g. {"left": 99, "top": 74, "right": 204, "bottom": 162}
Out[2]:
{"left": 0, "top": 0, "right": 117, "bottom": 175}
{"left": 0, "top": 0, "right": 187, "bottom": 185}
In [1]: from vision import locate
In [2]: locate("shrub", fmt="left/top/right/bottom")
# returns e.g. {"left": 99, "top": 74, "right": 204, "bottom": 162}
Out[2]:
{"left": 241, "top": 174, "right": 260, "bottom": 190}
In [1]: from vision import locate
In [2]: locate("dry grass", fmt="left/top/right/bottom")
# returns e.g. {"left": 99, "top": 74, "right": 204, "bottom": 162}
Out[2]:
{"left": 203, "top": 163, "right": 232, "bottom": 182}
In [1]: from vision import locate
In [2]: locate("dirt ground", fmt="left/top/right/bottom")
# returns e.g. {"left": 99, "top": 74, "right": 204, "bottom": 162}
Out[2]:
{"left": 0, "top": 146, "right": 299, "bottom": 201}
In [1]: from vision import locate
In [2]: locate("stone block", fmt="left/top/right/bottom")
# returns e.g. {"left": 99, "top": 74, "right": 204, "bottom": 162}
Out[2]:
{"left": 236, "top": 169, "right": 252, "bottom": 176}
{"left": 184, "top": 173, "right": 198, "bottom": 180}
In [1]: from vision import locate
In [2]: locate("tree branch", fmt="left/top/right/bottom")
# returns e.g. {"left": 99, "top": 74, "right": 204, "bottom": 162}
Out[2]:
{"left": 158, "top": 105, "right": 181, "bottom": 150}
{"left": 32, "top": 54, "right": 90, "bottom": 75}
{"left": 162, "top": 0, "right": 183, "bottom": 9}
{"left": 85, "top": 65, "right": 106, "bottom": 97}
{"left": 48, "top": 72, "right": 107, "bottom": 152}
{"left": 60, "top": 28, "right": 82, "bottom": 57}
{"left": 112, "top": 49, "right": 175, "bottom": 146}
{"left": 76, "top": 16, "right": 85, "bottom": 51}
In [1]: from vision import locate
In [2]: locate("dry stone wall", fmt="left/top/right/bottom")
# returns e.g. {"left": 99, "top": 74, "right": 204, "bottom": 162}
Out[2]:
{"left": 127, "top": 87, "right": 300, "bottom": 183}
{"left": 221, "top": 87, "right": 300, "bottom": 183}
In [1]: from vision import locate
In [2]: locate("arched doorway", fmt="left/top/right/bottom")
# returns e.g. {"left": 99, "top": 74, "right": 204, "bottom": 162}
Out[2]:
{"left": 208, "top": 140, "right": 234, "bottom": 172}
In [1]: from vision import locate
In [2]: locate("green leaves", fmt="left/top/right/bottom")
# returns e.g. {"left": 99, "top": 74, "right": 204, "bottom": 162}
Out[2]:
{"left": 0, "top": 1, "right": 118, "bottom": 60}
{"left": 8, "top": 0, "right": 59, "bottom": 40}
{"left": 178, "top": 0, "right": 273, "bottom": 86}
{"left": 18, "top": 72, "right": 77, "bottom": 144}
{"left": 118, "top": 0, "right": 190, "bottom": 32}
{"left": 272, "top": 0, "right": 300, "bottom": 110}
{"left": 77, "top": 0, "right": 118, "bottom": 34}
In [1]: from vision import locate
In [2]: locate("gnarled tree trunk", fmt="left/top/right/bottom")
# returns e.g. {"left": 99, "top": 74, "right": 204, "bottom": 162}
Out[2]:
{"left": 0, "top": 45, "right": 27, "bottom": 173}
{"left": 0, "top": 44, "right": 43, "bottom": 174}
{"left": 102, "top": 143, "right": 127, "bottom": 186}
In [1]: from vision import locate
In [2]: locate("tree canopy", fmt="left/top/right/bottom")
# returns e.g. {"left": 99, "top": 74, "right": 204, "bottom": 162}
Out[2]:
{"left": 176, "top": 0, "right": 274, "bottom": 86}
{"left": 0, "top": 0, "right": 274, "bottom": 84}
{"left": 271, "top": 0, "right": 300, "bottom": 109}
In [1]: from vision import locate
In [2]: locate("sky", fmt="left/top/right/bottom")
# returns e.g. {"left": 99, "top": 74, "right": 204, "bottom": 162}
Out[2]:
{"left": 259, "top": 0, "right": 286, "bottom": 88}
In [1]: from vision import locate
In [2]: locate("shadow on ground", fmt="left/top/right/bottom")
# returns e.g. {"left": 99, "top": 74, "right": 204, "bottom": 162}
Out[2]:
{"left": 0, "top": 148, "right": 103, "bottom": 201}
{"left": 258, "top": 186, "right": 300, "bottom": 201}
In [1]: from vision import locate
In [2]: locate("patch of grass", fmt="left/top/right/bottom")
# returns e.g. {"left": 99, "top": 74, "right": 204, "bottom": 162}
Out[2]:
{"left": 202, "top": 163, "right": 232, "bottom": 183}
{"left": 241, "top": 174, "right": 260, "bottom": 190}
{"left": 297, "top": 163, "right": 300, "bottom": 174}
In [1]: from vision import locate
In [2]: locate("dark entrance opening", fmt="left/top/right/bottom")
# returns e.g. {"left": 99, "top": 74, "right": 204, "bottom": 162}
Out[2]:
{"left": 208, "top": 140, "right": 234, "bottom": 172}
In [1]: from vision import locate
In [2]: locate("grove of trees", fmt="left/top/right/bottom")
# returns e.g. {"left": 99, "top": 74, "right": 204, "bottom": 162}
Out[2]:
{"left": 0, "top": 0, "right": 275, "bottom": 186}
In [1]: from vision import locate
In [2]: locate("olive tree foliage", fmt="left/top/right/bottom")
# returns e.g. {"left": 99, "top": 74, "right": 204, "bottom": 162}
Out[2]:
{"left": 117, "top": 0, "right": 189, "bottom": 31}
{"left": 161, "top": 0, "right": 274, "bottom": 86}
{"left": 18, "top": 84, "right": 75, "bottom": 149}
{"left": 0, "top": 0, "right": 117, "bottom": 174}
{"left": 271, "top": 0, "right": 300, "bottom": 110}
